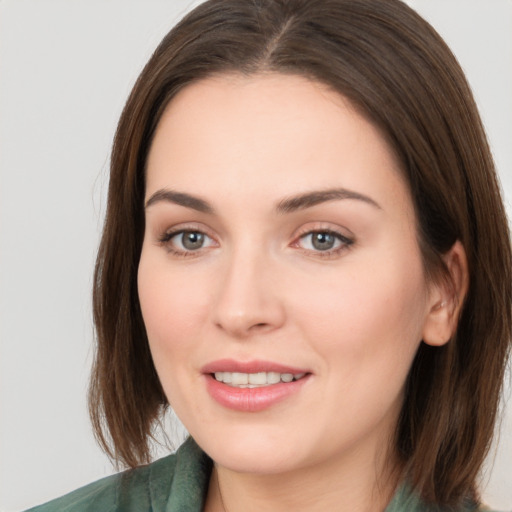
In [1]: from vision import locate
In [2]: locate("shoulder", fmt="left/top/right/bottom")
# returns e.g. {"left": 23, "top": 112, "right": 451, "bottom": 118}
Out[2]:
{"left": 24, "top": 455, "right": 176, "bottom": 512}
{"left": 24, "top": 470, "right": 123, "bottom": 512}
{"left": 25, "top": 439, "right": 206, "bottom": 512}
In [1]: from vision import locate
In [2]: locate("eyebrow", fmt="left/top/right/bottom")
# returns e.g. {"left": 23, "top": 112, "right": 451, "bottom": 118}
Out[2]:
{"left": 144, "top": 187, "right": 381, "bottom": 214}
{"left": 276, "top": 188, "right": 381, "bottom": 213}
{"left": 145, "top": 189, "right": 214, "bottom": 213}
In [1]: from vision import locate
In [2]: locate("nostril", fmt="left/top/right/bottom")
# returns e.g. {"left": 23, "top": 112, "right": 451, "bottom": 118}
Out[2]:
{"left": 251, "top": 322, "right": 269, "bottom": 330}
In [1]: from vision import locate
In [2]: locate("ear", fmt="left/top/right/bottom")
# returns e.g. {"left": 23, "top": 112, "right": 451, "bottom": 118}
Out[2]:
{"left": 422, "top": 240, "right": 469, "bottom": 347}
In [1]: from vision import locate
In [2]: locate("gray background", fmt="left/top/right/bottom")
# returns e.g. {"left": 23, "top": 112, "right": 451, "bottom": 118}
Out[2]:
{"left": 1, "top": 1, "right": 511, "bottom": 510}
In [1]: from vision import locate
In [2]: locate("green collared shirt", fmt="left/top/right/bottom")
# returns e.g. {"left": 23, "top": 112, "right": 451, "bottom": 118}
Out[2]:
{"left": 26, "top": 437, "right": 494, "bottom": 512}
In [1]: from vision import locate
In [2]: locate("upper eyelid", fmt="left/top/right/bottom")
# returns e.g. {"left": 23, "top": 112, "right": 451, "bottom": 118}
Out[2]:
{"left": 292, "top": 222, "right": 354, "bottom": 240}
{"left": 158, "top": 222, "right": 215, "bottom": 237}
{"left": 160, "top": 227, "right": 216, "bottom": 244}
{"left": 297, "top": 227, "right": 350, "bottom": 238}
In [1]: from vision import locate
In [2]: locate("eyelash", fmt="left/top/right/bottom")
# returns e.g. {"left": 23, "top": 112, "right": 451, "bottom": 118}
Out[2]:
{"left": 158, "top": 228, "right": 217, "bottom": 258}
{"left": 157, "top": 226, "right": 354, "bottom": 259}
{"left": 292, "top": 229, "right": 354, "bottom": 259}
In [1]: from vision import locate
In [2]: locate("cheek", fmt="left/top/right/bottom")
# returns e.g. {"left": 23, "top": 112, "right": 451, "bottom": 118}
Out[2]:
{"left": 289, "top": 257, "right": 428, "bottom": 436}
{"left": 137, "top": 252, "right": 214, "bottom": 422}
{"left": 137, "top": 251, "right": 211, "bottom": 358}
{"left": 290, "top": 251, "right": 428, "bottom": 372}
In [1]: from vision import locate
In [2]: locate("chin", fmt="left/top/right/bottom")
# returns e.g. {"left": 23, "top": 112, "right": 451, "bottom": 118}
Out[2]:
{"left": 211, "top": 447, "right": 303, "bottom": 475}
{"left": 191, "top": 425, "right": 310, "bottom": 474}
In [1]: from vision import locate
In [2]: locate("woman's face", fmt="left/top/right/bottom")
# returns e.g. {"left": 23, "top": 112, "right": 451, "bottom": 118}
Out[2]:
{"left": 138, "top": 74, "right": 437, "bottom": 475}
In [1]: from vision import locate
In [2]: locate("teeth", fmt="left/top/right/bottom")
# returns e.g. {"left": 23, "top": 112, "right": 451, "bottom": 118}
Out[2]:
{"left": 213, "top": 371, "right": 306, "bottom": 387}
{"left": 248, "top": 372, "right": 266, "bottom": 385}
{"left": 267, "top": 372, "right": 281, "bottom": 384}
{"left": 231, "top": 372, "right": 248, "bottom": 385}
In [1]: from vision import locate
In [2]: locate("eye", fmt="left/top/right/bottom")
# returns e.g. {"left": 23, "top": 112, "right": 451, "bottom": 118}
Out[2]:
{"left": 159, "top": 229, "right": 216, "bottom": 255}
{"left": 178, "top": 231, "right": 207, "bottom": 250}
{"left": 296, "top": 230, "right": 353, "bottom": 255}
{"left": 305, "top": 232, "right": 338, "bottom": 251}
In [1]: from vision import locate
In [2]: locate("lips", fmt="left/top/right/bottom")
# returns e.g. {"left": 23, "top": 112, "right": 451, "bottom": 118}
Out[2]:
{"left": 202, "top": 359, "right": 311, "bottom": 412}
{"left": 202, "top": 358, "right": 309, "bottom": 375}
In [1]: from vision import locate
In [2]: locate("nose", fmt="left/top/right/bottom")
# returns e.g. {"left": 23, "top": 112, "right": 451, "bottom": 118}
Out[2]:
{"left": 212, "top": 245, "right": 286, "bottom": 339}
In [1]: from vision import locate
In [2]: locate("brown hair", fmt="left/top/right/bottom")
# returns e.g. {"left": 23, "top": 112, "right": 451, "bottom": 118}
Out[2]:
{"left": 89, "top": 0, "right": 512, "bottom": 506}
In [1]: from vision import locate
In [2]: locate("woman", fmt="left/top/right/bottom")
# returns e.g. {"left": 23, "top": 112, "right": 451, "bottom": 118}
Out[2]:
{"left": 28, "top": 0, "right": 511, "bottom": 510}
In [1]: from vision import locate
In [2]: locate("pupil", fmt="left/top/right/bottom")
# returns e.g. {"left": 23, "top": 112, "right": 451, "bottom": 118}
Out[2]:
{"left": 182, "top": 232, "right": 204, "bottom": 250}
{"left": 312, "top": 232, "right": 335, "bottom": 251}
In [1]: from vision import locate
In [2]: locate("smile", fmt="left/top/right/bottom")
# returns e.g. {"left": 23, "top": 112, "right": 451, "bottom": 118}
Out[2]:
{"left": 203, "top": 361, "right": 311, "bottom": 412}
{"left": 213, "top": 371, "right": 306, "bottom": 387}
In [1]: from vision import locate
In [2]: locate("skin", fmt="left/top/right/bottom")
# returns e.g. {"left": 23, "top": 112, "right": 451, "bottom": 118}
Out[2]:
{"left": 138, "top": 74, "right": 466, "bottom": 512}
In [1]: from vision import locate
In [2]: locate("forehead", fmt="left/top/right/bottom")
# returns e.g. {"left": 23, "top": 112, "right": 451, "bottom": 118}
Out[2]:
{"left": 150, "top": 74, "right": 368, "bottom": 160}
{"left": 145, "top": 73, "right": 410, "bottom": 215}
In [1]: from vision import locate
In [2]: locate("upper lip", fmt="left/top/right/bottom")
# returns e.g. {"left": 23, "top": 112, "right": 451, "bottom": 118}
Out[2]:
{"left": 201, "top": 359, "right": 310, "bottom": 375}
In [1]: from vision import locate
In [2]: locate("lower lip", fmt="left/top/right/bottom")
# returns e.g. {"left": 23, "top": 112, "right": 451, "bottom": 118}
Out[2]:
{"left": 205, "top": 374, "right": 310, "bottom": 412}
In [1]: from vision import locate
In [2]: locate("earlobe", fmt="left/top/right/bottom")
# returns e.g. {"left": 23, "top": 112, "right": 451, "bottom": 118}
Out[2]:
{"left": 422, "top": 240, "right": 469, "bottom": 347}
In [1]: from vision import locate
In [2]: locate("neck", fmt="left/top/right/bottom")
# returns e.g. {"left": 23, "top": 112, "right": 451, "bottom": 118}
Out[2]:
{"left": 204, "top": 439, "right": 401, "bottom": 512}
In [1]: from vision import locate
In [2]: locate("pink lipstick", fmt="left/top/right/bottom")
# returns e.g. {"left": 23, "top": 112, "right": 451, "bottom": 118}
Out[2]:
{"left": 202, "top": 359, "right": 311, "bottom": 412}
